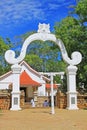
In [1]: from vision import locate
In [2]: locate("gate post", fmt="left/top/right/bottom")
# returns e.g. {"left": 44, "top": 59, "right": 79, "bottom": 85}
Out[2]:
{"left": 66, "top": 65, "right": 78, "bottom": 110}
{"left": 10, "top": 64, "right": 22, "bottom": 110}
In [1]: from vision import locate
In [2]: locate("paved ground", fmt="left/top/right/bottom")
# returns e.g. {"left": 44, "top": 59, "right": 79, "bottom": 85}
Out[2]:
{"left": 0, "top": 108, "right": 87, "bottom": 130}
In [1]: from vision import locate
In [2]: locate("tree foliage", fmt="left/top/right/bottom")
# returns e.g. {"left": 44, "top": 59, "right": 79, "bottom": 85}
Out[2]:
{"left": 54, "top": 16, "right": 85, "bottom": 56}
{"left": 0, "top": 37, "right": 12, "bottom": 75}
{"left": 25, "top": 40, "right": 66, "bottom": 73}
{"left": 25, "top": 54, "right": 43, "bottom": 72}
{"left": 54, "top": 0, "right": 87, "bottom": 91}
{"left": 24, "top": 40, "right": 66, "bottom": 85}
{"left": 75, "top": 0, "right": 87, "bottom": 24}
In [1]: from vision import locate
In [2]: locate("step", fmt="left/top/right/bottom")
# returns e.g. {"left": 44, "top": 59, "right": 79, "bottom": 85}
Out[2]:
{"left": 22, "top": 102, "right": 32, "bottom": 109}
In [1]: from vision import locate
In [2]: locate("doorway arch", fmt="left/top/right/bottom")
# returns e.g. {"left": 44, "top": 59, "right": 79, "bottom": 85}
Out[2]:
{"left": 5, "top": 23, "right": 82, "bottom": 110}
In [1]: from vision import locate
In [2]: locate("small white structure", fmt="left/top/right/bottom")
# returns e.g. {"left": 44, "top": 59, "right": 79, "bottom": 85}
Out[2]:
{"left": 4, "top": 23, "right": 82, "bottom": 110}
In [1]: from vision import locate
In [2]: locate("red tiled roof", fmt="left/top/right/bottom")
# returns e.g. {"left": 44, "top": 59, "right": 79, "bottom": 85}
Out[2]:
{"left": 20, "top": 71, "right": 41, "bottom": 87}
{"left": 46, "top": 84, "right": 58, "bottom": 89}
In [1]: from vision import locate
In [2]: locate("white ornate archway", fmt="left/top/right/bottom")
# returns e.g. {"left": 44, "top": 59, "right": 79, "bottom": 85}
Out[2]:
{"left": 5, "top": 23, "right": 82, "bottom": 110}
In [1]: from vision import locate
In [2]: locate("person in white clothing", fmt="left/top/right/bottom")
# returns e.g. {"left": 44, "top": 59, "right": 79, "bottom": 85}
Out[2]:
{"left": 31, "top": 99, "right": 35, "bottom": 107}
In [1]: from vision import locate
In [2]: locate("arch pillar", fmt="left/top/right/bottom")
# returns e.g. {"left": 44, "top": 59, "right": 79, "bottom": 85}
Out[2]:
{"left": 66, "top": 65, "right": 78, "bottom": 110}
{"left": 10, "top": 64, "right": 22, "bottom": 110}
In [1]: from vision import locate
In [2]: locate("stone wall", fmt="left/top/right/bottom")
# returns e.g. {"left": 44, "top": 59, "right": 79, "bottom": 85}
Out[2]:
{"left": 56, "top": 91, "right": 87, "bottom": 109}
{"left": 56, "top": 91, "right": 67, "bottom": 109}
{"left": 0, "top": 90, "right": 25, "bottom": 110}
{"left": 0, "top": 90, "right": 11, "bottom": 110}
{"left": 20, "top": 90, "right": 25, "bottom": 108}
{"left": 77, "top": 94, "right": 87, "bottom": 109}
{"left": 1, "top": 89, "right": 87, "bottom": 110}
{"left": 37, "top": 96, "right": 49, "bottom": 107}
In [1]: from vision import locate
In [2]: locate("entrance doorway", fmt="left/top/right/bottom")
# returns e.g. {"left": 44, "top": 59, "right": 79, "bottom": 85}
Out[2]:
{"left": 20, "top": 86, "right": 34, "bottom": 102}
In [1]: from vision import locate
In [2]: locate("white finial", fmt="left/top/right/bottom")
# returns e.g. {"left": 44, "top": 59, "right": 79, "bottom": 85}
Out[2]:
{"left": 37, "top": 23, "right": 50, "bottom": 33}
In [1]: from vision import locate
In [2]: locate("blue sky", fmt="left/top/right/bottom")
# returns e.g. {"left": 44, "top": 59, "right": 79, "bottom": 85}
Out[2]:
{"left": 0, "top": 0, "right": 76, "bottom": 41}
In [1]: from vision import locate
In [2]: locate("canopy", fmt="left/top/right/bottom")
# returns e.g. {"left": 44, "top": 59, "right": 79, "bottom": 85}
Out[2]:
{"left": 20, "top": 70, "right": 41, "bottom": 87}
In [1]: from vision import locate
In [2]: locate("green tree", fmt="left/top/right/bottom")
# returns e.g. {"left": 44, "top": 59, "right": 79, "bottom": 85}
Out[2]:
{"left": 75, "top": 0, "right": 87, "bottom": 25}
{"left": 54, "top": 0, "right": 87, "bottom": 91}
{"left": 75, "top": 0, "right": 87, "bottom": 90}
{"left": 25, "top": 54, "right": 43, "bottom": 72}
{"left": 25, "top": 40, "right": 66, "bottom": 72}
{"left": 0, "top": 37, "right": 12, "bottom": 75}
{"left": 54, "top": 16, "right": 84, "bottom": 56}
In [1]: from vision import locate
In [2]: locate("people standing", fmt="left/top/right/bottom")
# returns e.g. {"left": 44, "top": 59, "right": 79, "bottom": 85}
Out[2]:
{"left": 43, "top": 100, "right": 49, "bottom": 107}
{"left": 31, "top": 99, "right": 35, "bottom": 107}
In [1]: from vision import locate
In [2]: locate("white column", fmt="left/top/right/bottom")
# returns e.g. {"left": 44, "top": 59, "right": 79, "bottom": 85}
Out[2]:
{"left": 66, "top": 65, "right": 78, "bottom": 110}
{"left": 10, "top": 64, "right": 22, "bottom": 110}
{"left": 50, "top": 74, "right": 55, "bottom": 114}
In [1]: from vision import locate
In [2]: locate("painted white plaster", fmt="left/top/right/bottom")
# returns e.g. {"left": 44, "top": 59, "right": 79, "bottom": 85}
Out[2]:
{"left": 66, "top": 65, "right": 79, "bottom": 110}
{"left": 10, "top": 64, "right": 22, "bottom": 110}
{"left": 0, "top": 72, "right": 13, "bottom": 89}
{"left": 5, "top": 23, "right": 82, "bottom": 66}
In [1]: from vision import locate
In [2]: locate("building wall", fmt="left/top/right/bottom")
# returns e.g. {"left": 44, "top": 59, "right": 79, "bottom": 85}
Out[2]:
{"left": 0, "top": 74, "right": 12, "bottom": 90}
{"left": 0, "top": 66, "right": 46, "bottom": 96}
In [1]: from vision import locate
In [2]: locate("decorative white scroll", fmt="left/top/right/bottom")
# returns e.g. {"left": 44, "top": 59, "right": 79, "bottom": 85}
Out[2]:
{"left": 5, "top": 23, "right": 82, "bottom": 65}
{"left": 56, "top": 39, "right": 82, "bottom": 65}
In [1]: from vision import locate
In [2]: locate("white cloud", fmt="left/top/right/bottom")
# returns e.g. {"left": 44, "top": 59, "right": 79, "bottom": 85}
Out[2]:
{"left": 0, "top": 0, "right": 74, "bottom": 26}
{"left": 48, "top": 1, "right": 74, "bottom": 10}
{"left": 48, "top": 3, "right": 60, "bottom": 10}
{"left": 0, "top": 0, "right": 46, "bottom": 25}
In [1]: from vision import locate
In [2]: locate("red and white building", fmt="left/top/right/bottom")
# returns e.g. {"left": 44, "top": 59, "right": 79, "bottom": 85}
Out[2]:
{"left": 0, "top": 61, "right": 58, "bottom": 102}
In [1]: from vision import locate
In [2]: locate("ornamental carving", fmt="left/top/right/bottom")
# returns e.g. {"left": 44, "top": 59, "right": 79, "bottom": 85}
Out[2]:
{"left": 37, "top": 23, "right": 50, "bottom": 33}
{"left": 5, "top": 23, "right": 82, "bottom": 66}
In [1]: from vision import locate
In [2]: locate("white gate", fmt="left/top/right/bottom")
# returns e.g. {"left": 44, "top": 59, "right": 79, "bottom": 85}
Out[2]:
{"left": 5, "top": 23, "right": 82, "bottom": 110}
